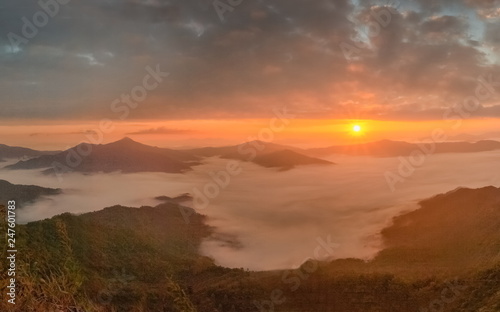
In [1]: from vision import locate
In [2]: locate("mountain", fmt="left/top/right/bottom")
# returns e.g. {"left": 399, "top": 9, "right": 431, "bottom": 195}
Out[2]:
{"left": 437, "top": 140, "right": 500, "bottom": 153}
{"left": 185, "top": 140, "right": 304, "bottom": 158}
{"left": 0, "top": 201, "right": 211, "bottom": 311}
{"left": 154, "top": 193, "right": 193, "bottom": 204}
{"left": 373, "top": 186, "right": 500, "bottom": 273}
{"left": 6, "top": 137, "right": 201, "bottom": 174}
{"left": 308, "top": 139, "right": 500, "bottom": 157}
{"left": 0, "top": 179, "right": 61, "bottom": 206}
{"left": 186, "top": 140, "right": 332, "bottom": 170}
{"left": 0, "top": 143, "right": 59, "bottom": 162}
{"left": 6, "top": 138, "right": 331, "bottom": 173}
{"left": 253, "top": 149, "right": 334, "bottom": 170}
{"left": 276, "top": 186, "right": 500, "bottom": 311}
{"left": 448, "top": 131, "right": 500, "bottom": 142}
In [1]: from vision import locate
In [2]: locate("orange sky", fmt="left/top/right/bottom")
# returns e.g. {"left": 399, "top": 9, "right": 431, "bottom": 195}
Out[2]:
{"left": 2, "top": 0, "right": 499, "bottom": 149}
{"left": 1, "top": 118, "right": 500, "bottom": 150}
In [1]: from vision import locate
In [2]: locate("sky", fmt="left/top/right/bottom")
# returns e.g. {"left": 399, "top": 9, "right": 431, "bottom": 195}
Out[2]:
{"left": 1, "top": 0, "right": 500, "bottom": 148}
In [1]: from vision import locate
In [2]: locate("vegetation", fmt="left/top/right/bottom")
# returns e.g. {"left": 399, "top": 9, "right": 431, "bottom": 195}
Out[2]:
{"left": 0, "top": 180, "right": 61, "bottom": 207}
{"left": 0, "top": 203, "right": 208, "bottom": 311}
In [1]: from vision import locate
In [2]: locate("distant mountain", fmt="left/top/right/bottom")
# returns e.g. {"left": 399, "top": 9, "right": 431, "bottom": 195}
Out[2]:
{"left": 0, "top": 143, "right": 59, "bottom": 162}
{"left": 186, "top": 140, "right": 332, "bottom": 170}
{"left": 154, "top": 193, "right": 193, "bottom": 204}
{"left": 308, "top": 139, "right": 500, "bottom": 157}
{"left": 185, "top": 140, "right": 304, "bottom": 158}
{"left": 448, "top": 131, "right": 500, "bottom": 142}
{"left": 6, "top": 137, "right": 201, "bottom": 174}
{"left": 6, "top": 138, "right": 331, "bottom": 173}
{"left": 253, "top": 149, "right": 334, "bottom": 170}
{"left": 0, "top": 179, "right": 61, "bottom": 206}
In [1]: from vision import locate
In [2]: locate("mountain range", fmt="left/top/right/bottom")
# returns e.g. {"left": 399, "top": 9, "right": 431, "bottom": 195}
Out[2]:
{"left": 5, "top": 138, "right": 333, "bottom": 173}
{"left": 4, "top": 138, "right": 500, "bottom": 174}
{"left": 6, "top": 138, "right": 200, "bottom": 174}
{"left": 308, "top": 139, "right": 500, "bottom": 157}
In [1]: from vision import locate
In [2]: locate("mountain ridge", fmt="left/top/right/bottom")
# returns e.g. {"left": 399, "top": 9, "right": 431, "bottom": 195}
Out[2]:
{"left": 6, "top": 138, "right": 332, "bottom": 173}
{"left": 6, "top": 137, "right": 201, "bottom": 174}
{"left": 0, "top": 179, "right": 62, "bottom": 206}
{"left": 0, "top": 143, "right": 60, "bottom": 162}
{"left": 307, "top": 139, "right": 500, "bottom": 157}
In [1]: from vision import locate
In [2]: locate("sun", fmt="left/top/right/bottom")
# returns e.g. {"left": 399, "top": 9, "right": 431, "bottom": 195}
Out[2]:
{"left": 352, "top": 125, "right": 362, "bottom": 133}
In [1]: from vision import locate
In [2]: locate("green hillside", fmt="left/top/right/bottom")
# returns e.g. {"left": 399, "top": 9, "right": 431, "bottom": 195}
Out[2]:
{"left": 0, "top": 203, "right": 212, "bottom": 311}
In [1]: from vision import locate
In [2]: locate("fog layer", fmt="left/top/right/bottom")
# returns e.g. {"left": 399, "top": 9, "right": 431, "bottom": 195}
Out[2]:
{"left": 1, "top": 151, "right": 499, "bottom": 270}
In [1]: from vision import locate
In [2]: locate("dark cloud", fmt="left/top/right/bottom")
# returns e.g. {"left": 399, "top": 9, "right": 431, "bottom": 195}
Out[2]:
{"left": 420, "top": 15, "right": 468, "bottom": 38}
{"left": 0, "top": 0, "right": 498, "bottom": 121}
{"left": 464, "top": 0, "right": 500, "bottom": 9}
{"left": 485, "top": 22, "right": 500, "bottom": 44}
{"left": 127, "top": 127, "right": 194, "bottom": 135}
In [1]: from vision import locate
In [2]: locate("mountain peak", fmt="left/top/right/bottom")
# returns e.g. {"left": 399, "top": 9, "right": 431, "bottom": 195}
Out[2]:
{"left": 107, "top": 137, "right": 144, "bottom": 147}
{"left": 117, "top": 137, "right": 136, "bottom": 143}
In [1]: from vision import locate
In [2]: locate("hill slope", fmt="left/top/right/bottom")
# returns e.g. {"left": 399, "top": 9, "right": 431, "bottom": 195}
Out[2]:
{"left": 0, "top": 202, "right": 213, "bottom": 311}
{"left": 374, "top": 186, "right": 500, "bottom": 273}
{"left": 0, "top": 179, "right": 61, "bottom": 206}
{"left": 0, "top": 143, "right": 59, "bottom": 162}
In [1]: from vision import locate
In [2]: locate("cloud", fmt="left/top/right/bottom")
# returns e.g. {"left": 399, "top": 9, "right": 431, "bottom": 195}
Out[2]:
{"left": 29, "top": 130, "right": 100, "bottom": 137}
{"left": 0, "top": 0, "right": 499, "bottom": 121}
{"left": 464, "top": 0, "right": 500, "bottom": 9}
{"left": 485, "top": 22, "right": 500, "bottom": 44}
{"left": 126, "top": 127, "right": 194, "bottom": 135}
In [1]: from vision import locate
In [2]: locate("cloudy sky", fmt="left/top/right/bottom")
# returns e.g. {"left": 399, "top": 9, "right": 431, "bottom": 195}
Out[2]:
{"left": 1, "top": 0, "right": 499, "bottom": 148}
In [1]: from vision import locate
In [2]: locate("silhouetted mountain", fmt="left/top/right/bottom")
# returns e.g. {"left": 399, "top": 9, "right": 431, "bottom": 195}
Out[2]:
{"left": 186, "top": 140, "right": 303, "bottom": 158}
{"left": 253, "top": 149, "right": 334, "bottom": 170}
{"left": 437, "top": 140, "right": 500, "bottom": 153}
{"left": 154, "top": 193, "right": 193, "bottom": 204}
{"left": 0, "top": 179, "right": 61, "bottom": 206}
{"left": 0, "top": 143, "right": 59, "bottom": 162}
{"left": 186, "top": 140, "right": 331, "bottom": 169}
{"left": 6, "top": 137, "right": 200, "bottom": 174}
{"left": 308, "top": 139, "right": 500, "bottom": 157}
{"left": 6, "top": 138, "right": 331, "bottom": 173}
{"left": 448, "top": 131, "right": 500, "bottom": 142}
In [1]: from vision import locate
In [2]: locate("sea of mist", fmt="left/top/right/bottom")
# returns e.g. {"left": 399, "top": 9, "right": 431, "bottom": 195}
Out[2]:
{"left": 1, "top": 151, "right": 500, "bottom": 271}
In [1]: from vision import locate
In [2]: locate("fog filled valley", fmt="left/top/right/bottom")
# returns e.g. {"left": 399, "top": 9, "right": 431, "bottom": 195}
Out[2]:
{"left": 2, "top": 146, "right": 500, "bottom": 270}
{"left": 1, "top": 139, "right": 500, "bottom": 311}
{"left": 4, "top": 0, "right": 500, "bottom": 309}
